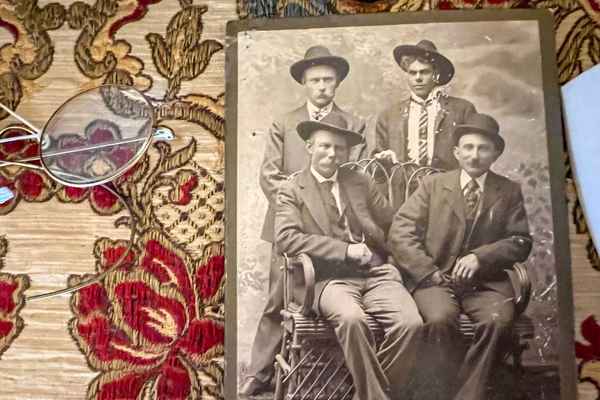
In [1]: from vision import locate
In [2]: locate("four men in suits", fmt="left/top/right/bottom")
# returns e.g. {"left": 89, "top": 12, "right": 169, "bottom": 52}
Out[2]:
{"left": 241, "top": 45, "right": 365, "bottom": 396}
{"left": 388, "top": 113, "right": 533, "bottom": 400}
{"left": 244, "top": 40, "right": 534, "bottom": 400}
{"left": 275, "top": 112, "right": 423, "bottom": 400}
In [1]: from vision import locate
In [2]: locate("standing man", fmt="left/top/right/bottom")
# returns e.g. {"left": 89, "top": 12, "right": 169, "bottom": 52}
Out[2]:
{"left": 374, "top": 40, "right": 476, "bottom": 171}
{"left": 275, "top": 112, "right": 423, "bottom": 400}
{"left": 240, "top": 46, "right": 365, "bottom": 396}
{"left": 388, "top": 113, "right": 533, "bottom": 400}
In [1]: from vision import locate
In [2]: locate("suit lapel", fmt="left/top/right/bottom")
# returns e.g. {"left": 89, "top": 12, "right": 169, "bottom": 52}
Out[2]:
{"left": 338, "top": 170, "right": 356, "bottom": 229}
{"left": 339, "top": 170, "right": 385, "bottom": 247}
{"left": 433, "top": 96, "right": 448, "bottom": 136}
{"left": 297, "top": 169, "right": 331, "bottom": 235}
{"left": 473, "top": 172, "right": 503, "bottom": 227}
{"left": 399, "top": 99, "right": 410, "bottom": 159}
{"left": 441, "top": 170, "right": 466, "bottom": 225}
{"left": 464, "top": 171, "right": 503, "bottom": 248}
{"left": 296, "top": 103, "right": 310, "bottom": 121}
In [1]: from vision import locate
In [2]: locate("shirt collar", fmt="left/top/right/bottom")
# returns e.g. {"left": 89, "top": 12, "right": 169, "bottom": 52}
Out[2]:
{"left": 311, "top": 166, "right": 338, "bottom": 184}
{"left": 410, "top": 87, "right": 443, "bottom": 106}
{"left": 460, "top": 169, "right": 487, "bottom": 191}
{"left": 307, "top": 101, "right": 334, "bottom": 118}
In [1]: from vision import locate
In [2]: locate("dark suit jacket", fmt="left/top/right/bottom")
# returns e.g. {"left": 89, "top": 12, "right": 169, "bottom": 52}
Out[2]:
{"left": 259, "top": 103, "right": 365, "bottom": 242}
{"left": 388, "top": 170, "right": 533, "bottom": 296}
{"left": 274, "top": 167, "right": 394, "bottom": 302}
{"left": 374, "top": 96, "right": 477, "bottom": 170}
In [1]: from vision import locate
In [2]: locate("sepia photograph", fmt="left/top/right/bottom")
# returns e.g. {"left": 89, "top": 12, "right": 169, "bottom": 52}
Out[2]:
{"left": 225, "top": 10, "right": 576, "bottom": 400}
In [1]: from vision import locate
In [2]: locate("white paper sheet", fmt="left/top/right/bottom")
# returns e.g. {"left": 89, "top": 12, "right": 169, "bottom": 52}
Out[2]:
{"left": 562, "top": 64, "right": 600, "bottom": 250}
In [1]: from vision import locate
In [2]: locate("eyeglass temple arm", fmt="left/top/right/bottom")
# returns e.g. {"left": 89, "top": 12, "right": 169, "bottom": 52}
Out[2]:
{"left": 0, "top": 100, "right": 174, "bottom": 144}
{"left": 26, "top": 184, "right": 136, "bottom": 301}
{"left": 0, "top": 133, "right": 40, "bottom": 144}
{"left": 0, "top": 159, "right": 43, "bottom": 169}
{"left": 0, "top": 102, "right": 42, "bottom": 134}
{"left": 0, "top": 126, "right": 174, "bottom": 146}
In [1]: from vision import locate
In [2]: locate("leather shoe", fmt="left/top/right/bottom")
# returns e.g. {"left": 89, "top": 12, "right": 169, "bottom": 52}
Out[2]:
{"left": 239, "top": 376, "right": 270, "bottom": 397}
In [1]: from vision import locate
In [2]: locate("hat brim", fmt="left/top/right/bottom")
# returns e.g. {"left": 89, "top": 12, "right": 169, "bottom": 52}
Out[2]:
{"left": 454, "top": 125, "right": 505, "bottom": 154}
{"left": 393, "top": 45, "right": 455, "bottom": 85}
{"left": 297, "top": 120, "right": 363, "bottom": 147}
{"left": 290, "top": 56, "right": 350, "bottom": 84}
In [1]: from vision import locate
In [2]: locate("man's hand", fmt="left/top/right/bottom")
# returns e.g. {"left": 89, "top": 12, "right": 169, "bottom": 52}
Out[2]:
{"left": 373, "top": 150, "right": 398, "bottom": 164}
{"left": 452, "top": 254, "right": 482, "bottom": 284}
{"left": 346, "top": 243, "right": 373, "bottom": 266}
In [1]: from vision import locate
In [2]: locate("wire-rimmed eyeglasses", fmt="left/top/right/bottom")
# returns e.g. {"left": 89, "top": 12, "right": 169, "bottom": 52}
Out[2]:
{"left": 0, "top": 84, "right": 174, "bottom": 301}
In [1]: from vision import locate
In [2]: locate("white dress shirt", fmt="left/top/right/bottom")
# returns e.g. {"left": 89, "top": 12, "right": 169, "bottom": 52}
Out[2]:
{"left": 307, "top": 101, "right": 334, "bottom": 121}
{"left": 407, "top": 89, "right": 442, "bottom": 162}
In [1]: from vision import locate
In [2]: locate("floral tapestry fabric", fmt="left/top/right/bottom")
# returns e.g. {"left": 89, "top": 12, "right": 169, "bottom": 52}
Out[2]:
{"left": 0, "top": 0, "right": 225, "bottom": 398}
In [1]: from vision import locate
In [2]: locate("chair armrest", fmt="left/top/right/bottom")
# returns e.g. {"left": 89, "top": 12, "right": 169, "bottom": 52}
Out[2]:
{"left": 508, "top": 263, "right": 532, "bottom": 316}
{"left": 283, "top": 253, "right": 316, "bottom": 316}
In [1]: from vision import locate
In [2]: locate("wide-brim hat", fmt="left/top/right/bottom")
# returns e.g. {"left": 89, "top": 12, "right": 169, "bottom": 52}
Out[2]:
{"left": 297, "top": 112, "right": 363, "bottom": 146}
{"left": 290, "top": 45, "right": 350, "bottom": 84}
{"left": 454, "top": 113, "right": 505, "bottom": 154}
{"left": 393, "top": 40, "right": 455, "bottom": 85}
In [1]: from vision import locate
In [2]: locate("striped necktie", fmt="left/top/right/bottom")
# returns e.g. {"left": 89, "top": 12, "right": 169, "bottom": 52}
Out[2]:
{"left": 417, "top": 99, "right": 432, "bottom": 166}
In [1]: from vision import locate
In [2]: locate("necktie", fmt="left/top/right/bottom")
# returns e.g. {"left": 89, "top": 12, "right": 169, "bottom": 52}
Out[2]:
{"left": 464, "top": 179, "right": 480, "bottom": 215}
{"left": 321, "top": 180, "right": 341, "bottom": 221}
{"left": 312, "top": 108, "right": 327, "bottom": 121}
{"left": 417, "top": 101, "right": 431, "bottom": 166}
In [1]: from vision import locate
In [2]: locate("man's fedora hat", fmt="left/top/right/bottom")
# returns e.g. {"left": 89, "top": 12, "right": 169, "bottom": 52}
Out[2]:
{"left": 290, "top": 46, "right": 350, "bottom": 84}
{"left": 454, "top": 113, "right": 505, "bottom": 154}
{"left": 297, "top": 112, "right": 363, "bottom": 146}
{"left": 393, "top": 40, "right": 455, "bottom": 85}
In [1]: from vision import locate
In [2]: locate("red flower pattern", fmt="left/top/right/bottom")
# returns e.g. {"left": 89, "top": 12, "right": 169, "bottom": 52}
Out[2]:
{"left": 69, "top": 231, "right": 224, "bottom": 399}
{"left": 0, "top": 238, "right": 30, "bottom": 359}
{"left": 576, "top": 315, "right": 600, "bottom": 394}
{"left": 576, "top": 316, "right": 600, "bottom": 362}
{"left": 0, "top": 127, "right": 39, "bottom": 162}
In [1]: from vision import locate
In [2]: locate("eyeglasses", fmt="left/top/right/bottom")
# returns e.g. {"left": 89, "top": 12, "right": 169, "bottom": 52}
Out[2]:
{"left": 0, "top": 84, "right": 174, "bottom": 301}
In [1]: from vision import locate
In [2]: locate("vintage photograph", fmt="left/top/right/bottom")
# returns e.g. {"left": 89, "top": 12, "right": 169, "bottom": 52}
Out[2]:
{"left": 226, "top": 11, "right": 575, "bottom": 400}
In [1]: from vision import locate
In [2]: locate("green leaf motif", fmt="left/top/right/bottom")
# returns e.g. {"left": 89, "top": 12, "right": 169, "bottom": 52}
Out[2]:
{"left": 0, "top": 73, "right": 22, "bottom": 120}
{"left": 180, "top": 40, "right": 223, "bottom": 81}
{"left": 146, "top": 33, "right": 172, "bottom": 79}
{"left": 160, "top": 140, "right": 197, "bottom": 174}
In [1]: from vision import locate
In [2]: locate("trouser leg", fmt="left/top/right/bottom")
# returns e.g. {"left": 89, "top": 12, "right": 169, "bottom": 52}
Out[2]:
{"left": 454, "top": 289, "right": 514, "bottom": 400}
{"left": 246, "top": 246, "right": 284, "bottom": 383}
{"left": 319, "top": 278, "right": 392, "bottom": 400}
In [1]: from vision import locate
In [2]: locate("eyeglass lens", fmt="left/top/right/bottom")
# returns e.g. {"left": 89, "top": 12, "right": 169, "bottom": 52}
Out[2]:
{"left": 40, "top": 85, "right": 154, "bottom": 186}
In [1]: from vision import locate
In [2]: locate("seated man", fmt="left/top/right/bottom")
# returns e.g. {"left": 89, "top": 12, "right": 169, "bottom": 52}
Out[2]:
{"left": 388, "top": 113, "right": 533, "bottom": 400}
{"left": 275, "top": 112, "right": 423, "bottom": 400}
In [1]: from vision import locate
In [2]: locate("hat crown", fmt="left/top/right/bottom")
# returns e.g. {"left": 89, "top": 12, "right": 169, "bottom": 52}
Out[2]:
{"left": 415, "top": 40, "right": 438, "bottom": 53}
{"left": 393, "top": 40, "right": 455, "bottom": 85}
{"left": 464, "top": 113, "right": 500, "bottom": 135}
{"left": 296, "top": 111, "right": 363, "bottom": 146}
{"left": 316, "top": 112, "right": 350, "bottom": 132}
{"left": 303, "top": 45, "right": 335, "bottom": 60}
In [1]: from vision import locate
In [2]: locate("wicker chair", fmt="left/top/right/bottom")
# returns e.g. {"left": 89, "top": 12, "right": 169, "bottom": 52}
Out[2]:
{"left": 272, "top": 161, "right": 535, "bottom": 400}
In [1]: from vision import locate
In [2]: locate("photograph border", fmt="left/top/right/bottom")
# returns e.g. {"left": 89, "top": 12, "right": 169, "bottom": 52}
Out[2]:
{"left": 225, "top": 9, "right": 576, "bottom": 399}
